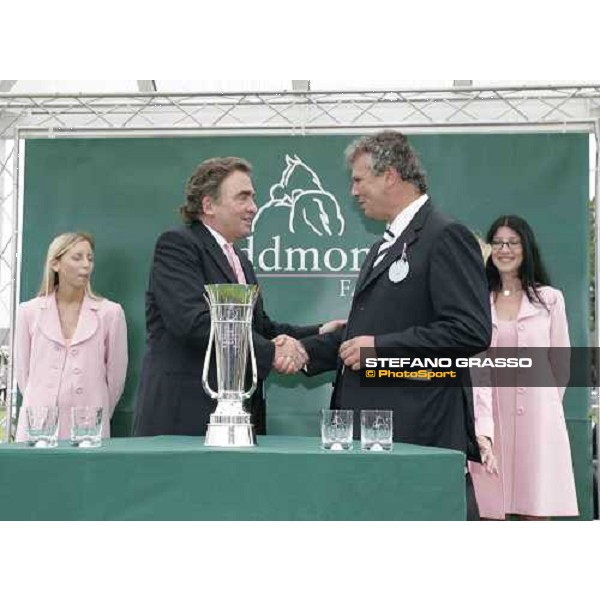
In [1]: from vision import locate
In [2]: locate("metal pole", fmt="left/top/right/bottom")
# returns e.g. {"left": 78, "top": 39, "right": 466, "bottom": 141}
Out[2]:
{"left": 595, "top": 118, "right": 600, "bottom": 517}
{"left": 0, "top": 139, "right": 6, "bottom": 442}
{"left": 5, "top": 128, "right": 23, "bottom": 442}
{"left": 11, "top": 121, "right": 599, "bottom": 139}
{"left": 0, "top": 82, "right": 599, "bottom": 99}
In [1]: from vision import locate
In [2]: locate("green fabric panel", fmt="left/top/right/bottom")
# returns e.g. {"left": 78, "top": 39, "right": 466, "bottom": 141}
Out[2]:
{"left": 21, "top": 133, "right": 592, "bottom": 516}
{"left": 0, "top": 436, "right": 465, "bottom": 520}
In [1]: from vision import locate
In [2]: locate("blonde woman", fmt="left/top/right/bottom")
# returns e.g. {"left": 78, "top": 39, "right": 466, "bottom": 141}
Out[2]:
{"left": 15, "top": 233, "right": 128, "bottom": 441}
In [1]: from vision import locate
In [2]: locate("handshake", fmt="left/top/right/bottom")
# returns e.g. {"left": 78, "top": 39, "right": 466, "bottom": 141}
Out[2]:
{"left": 271, "top": 318, "right": 347, "bottom": 375}
{"left": 272, "top": 335, "right": 308, "bottom": 375}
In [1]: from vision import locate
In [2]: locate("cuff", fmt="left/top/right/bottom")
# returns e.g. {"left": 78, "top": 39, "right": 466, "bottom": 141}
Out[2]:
{"left": 475, "top": 417, "right": 494, "bottom": 442}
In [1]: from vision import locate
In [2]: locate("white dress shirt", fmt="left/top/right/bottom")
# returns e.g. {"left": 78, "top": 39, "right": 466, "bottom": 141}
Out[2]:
{"left": 387, "top": 193, "right": 429, "bottom": 240}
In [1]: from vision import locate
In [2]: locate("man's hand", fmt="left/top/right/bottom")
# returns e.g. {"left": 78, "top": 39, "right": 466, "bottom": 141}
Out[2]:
{"left": 319, "top": 319, "right": 347, "bottom": 335}
{"left": 272, "top": 335, "right": 308, "bottom": 374}
{"left": 476, "top": 435, "right": 498, "bottom": 475}
{"left": 339, "top": 335, "right": 375, "bottom": 371}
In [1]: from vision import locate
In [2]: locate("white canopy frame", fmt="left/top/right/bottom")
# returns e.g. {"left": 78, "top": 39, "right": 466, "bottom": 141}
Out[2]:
{"left": 0, "top": 85, "right": 598, "bottom": 504}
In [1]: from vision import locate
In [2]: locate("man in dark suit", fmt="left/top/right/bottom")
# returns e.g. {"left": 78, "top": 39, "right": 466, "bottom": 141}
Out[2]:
{"left": 298, "top": 131, "right": 492, "bottom": 519}
{"left": 133, "top": 157, "right": 342, "bottom": 437}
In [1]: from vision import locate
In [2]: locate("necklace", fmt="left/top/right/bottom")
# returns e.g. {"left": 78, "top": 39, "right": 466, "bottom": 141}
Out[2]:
{"left": 501, "top": 289, "right": 520, "bottom": 297}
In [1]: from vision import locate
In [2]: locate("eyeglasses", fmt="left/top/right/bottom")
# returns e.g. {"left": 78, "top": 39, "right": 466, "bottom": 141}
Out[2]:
{"left": 491, "top": 239, "right": 521, "bottom": 250}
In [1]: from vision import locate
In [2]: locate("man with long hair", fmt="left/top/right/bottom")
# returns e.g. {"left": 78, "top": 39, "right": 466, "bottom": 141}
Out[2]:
{"left": 133, "top": 157, "right": 342, "bottom": 437}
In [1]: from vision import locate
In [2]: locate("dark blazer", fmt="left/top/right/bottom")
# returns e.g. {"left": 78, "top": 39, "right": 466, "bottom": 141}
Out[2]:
{"left": 133, "top": 221, "right": 319, "bottom": 436}
{"left": 303, "top": 201, "right": 492, "bottom": 461}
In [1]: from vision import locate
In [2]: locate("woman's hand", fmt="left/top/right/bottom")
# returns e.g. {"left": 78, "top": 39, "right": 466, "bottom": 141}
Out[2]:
{"left": 477, "top": 435, "right": 499, "bottom": 475}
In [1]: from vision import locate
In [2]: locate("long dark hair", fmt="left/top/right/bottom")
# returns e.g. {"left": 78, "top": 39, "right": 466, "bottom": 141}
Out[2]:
{"left": 485, "top": 215, "right": 551, "bottom": 309}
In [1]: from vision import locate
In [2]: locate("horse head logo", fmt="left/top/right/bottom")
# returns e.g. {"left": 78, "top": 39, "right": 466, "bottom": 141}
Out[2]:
{"left": 253, "top": 154, "right": 345, "bottom": 237}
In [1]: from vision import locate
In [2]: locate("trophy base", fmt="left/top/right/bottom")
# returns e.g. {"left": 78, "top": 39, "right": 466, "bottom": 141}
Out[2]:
{"left": 205, "top": 420, "right": 257, "bottom": 448}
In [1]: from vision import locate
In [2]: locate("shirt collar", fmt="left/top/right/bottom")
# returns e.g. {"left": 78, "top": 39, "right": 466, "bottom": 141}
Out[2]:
{"left": 203, "top": 222, "right": 229, "bottom": 250}
{"left": 387, "top": 194, "right": 429, "bottom": 239}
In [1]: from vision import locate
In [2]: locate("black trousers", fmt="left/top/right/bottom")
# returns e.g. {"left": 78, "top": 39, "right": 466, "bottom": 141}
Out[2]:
{"left": 466, "top": 473, "right": 480, "bottom": 521}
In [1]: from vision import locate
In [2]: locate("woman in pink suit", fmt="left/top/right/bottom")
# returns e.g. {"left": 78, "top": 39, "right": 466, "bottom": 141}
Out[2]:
{"left": 15, "top": 232, "right": 128, "bottom": 441}
{"left": 470, "top": 215, "right": 578, "bottom": 519}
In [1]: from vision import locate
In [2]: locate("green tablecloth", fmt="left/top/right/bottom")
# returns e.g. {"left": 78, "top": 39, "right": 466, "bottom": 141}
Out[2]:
{"left": 0, "top": 436, "right": 466, "bottom": 520}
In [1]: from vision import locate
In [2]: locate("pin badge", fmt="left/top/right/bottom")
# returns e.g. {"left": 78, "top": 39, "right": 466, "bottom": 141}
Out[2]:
{"left": 389, "top": 243, "right": 409, "bottom": 283}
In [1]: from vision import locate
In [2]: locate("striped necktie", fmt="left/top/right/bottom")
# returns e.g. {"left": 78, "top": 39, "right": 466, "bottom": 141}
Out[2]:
{"left": 373, "top": 227, "right": 396, "bottom": 268}
{"left": 223, "top": 243, "right": 247, "bottom": 284}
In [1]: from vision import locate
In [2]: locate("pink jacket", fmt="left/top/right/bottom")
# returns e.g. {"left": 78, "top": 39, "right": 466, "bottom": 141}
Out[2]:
{"left": 15, "top": 293, "right": 128, "bottom": 441}
{"left": 470, "top": 286, "right": 578, "bottom": 518}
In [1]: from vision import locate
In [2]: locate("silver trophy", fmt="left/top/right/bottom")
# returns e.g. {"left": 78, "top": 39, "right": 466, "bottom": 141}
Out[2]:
{"left": 202, "top": 283, "right": 259, "bottom": 447}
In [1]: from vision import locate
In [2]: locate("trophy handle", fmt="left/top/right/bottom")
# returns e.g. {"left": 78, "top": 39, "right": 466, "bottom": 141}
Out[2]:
{"left": 241, "top": 328, "right": 258, "bottom": 401}
{"left": 202, "top": 299, "right": 219, "bottom": 400}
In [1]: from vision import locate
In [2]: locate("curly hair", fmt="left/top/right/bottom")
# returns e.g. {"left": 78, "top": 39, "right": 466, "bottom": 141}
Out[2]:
{"left": 180, "top": 157, "right": 252, "bottom": 224}
{"left": 345, "top": 130, "right": 428, "bottom": 194}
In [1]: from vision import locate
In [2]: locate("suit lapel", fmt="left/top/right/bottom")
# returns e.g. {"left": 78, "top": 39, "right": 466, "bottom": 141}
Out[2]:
{"left": 38, "top": 293, "right": 65, "bottom": 345}
{"left": 517, "top": 292, "right": 540, "bottom": 320}
{"left": 490, "top": 290, "right": 540, "bottom": 327}
{"left": 355, "top": 201, "right": 433, "bottom": 296}
{"left": 353, "top": 243, "right": 380, "bottom": 294}
{"left": 192, "top": 221, "right": 237, "bottom": 283}
{"left": 38, "top": 293, "right": 100, "bottom": 346}
{"left": 360, "top": 228, "right": 417, "bottom": 291}
{"left": 71, "top": 295, "right": 100, "bottom": 345}
{"left": 238, "top": 250, "right": 257, "bottom": 285}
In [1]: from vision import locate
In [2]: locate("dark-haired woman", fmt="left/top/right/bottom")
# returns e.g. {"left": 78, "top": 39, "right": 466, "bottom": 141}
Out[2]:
{"left": 470, "top": 215, "right": 578, "bottom": 519}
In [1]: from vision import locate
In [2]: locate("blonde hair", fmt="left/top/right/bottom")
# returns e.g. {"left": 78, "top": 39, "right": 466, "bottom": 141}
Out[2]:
{"left": 37, "top": 232, "right": 101, "bottom": 298}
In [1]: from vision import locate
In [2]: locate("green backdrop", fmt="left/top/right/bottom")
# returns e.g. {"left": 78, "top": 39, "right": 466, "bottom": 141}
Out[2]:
{"left": 21, "top": 133, "right": 593, "bottom": 518}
